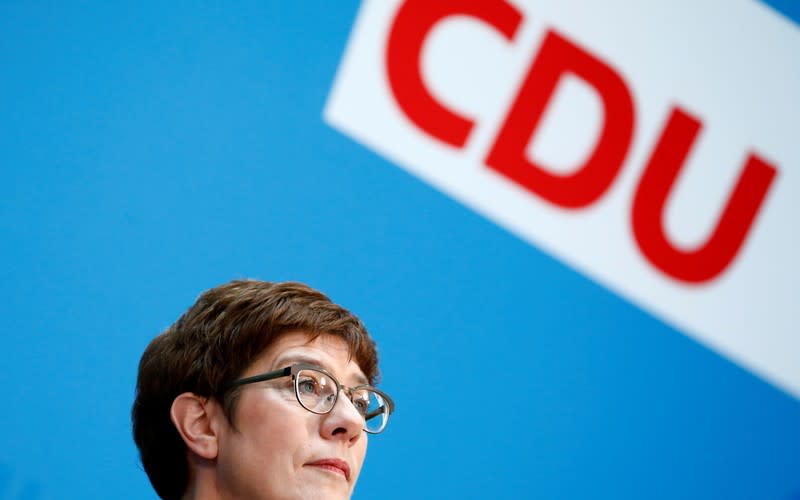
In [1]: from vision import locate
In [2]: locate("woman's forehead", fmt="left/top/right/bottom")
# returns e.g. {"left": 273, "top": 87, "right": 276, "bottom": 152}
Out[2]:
{"left": 253, "top": 331, "right": 367, "bottom": 384}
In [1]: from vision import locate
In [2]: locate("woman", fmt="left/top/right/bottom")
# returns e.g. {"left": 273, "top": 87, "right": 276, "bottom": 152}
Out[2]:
{"left": 132, "top": 280, "right": 394, "bottom": 499}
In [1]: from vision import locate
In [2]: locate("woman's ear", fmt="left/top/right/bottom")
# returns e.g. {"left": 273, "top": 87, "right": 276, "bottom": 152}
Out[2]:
{"left": 170, "top": 393, "right": 220, "bottom": 460}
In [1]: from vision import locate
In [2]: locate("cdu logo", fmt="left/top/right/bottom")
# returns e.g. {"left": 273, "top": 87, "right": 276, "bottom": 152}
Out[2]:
{"left": 325, "top": 0, "right": 799, "bottom": 399}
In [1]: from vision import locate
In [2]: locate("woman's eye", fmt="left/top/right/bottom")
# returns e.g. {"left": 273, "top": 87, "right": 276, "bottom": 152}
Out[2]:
{"left": 299, "top": 379, "right": 318, "bottom": 394}
{"left": 353, "top": 398, "right": 369, "bottom": 414}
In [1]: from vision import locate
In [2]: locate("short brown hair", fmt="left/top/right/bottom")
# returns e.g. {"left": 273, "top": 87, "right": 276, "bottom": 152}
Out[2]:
{"left": 131, "top": 280, "right": 379, "bottom": 500}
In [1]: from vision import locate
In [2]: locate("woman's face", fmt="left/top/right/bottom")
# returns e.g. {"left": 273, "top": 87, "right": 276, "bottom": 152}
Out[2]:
{"left": 212, "top": 331, "right": 369, "bottom": 499}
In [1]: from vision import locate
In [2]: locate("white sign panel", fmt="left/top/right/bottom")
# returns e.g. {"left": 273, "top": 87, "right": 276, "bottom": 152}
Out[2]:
{"left": 325, "top": 0, "right": 799, "bottom": 398}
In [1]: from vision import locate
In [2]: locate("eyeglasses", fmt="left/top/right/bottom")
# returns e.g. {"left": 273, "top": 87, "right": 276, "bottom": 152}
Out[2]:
{"left": 226, "top": 363, "right": 394, "bottom": 434}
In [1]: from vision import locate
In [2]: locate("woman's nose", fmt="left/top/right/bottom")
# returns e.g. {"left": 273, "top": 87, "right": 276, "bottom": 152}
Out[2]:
{"left": 320, "top": 391, "right": 364, "bottom": 445}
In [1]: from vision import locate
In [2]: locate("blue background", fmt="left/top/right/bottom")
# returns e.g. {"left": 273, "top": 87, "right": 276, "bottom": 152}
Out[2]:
{"left": 1, "top": 1, "right": 798, "bottom": 498}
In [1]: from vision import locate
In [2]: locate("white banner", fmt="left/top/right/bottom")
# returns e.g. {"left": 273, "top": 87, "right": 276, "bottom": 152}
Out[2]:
{"left": 325, "top": 0, "right": 799, "bottom": 398}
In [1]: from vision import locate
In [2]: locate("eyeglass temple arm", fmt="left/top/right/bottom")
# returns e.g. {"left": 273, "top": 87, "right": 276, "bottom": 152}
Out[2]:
{"left": 225, "top": 366, "right": 293, "bottom": 390}
{"left": 360, "top": 390, "right": 395, "bottom": 421}
{"left": 364, "top": 408, "right": 385, "bottom": 421}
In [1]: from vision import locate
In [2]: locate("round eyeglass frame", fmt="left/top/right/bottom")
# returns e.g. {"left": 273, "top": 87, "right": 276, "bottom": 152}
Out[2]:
{"left": 225, "top": 363, "right": 395, "bottom": 434}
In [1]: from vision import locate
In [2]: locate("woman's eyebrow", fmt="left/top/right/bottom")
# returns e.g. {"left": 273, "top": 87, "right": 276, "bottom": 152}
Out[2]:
{"left": 276, "top": 354, "right": 369, "bottom": 385}
{"left": 275, "top": 354, "right": 325, "bottom": 369}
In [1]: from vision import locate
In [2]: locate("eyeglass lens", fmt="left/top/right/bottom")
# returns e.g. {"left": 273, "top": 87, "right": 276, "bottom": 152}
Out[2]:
{"left": 295, "top": 368, "right": 389, "bottom": 433}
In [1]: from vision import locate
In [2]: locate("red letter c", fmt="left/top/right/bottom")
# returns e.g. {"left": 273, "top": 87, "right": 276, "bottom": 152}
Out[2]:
{"left": 386, "top": 0, "right": 523, "bottom": 148}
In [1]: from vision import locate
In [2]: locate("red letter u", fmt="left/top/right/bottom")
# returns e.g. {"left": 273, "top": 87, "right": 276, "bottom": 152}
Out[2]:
{"left": 632, "top": 108, "right": 777, "bottom": 284}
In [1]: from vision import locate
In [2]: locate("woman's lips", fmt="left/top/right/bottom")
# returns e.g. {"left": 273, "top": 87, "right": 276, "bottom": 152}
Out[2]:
{"left": 306, "top": 458, "right": 351, "bottom": 480}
